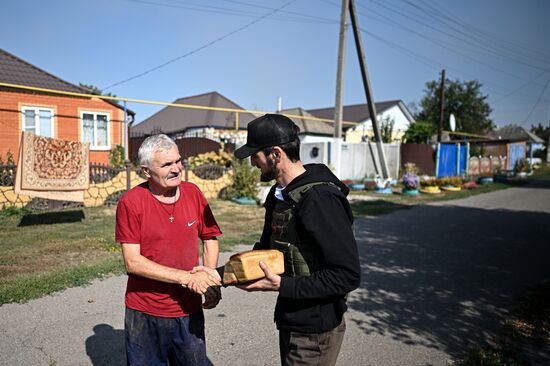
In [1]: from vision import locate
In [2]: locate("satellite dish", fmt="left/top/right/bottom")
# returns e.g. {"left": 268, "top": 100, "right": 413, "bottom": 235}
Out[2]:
{"left": 449, "top": 114, "right": 456, "bottom": 132}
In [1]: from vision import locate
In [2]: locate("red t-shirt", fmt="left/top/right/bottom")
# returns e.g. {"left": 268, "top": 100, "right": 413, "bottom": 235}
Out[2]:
{"left": 115, "top": 181, "right": 222, "bottom": 317}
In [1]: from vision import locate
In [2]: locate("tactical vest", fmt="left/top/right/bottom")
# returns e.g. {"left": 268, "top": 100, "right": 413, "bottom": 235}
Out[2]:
{"left": 269, "top": 182, "right": 339, "bottom": 277}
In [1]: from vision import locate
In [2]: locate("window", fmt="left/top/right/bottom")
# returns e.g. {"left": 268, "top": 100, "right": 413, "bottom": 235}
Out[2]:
{"left": 22, "top": 107, "right": 54, "bottom": 137}
{"left": 81, "top": 111, "right": 110, "bottom": 149}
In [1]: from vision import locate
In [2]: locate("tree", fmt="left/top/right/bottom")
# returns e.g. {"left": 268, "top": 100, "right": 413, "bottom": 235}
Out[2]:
{"left": 416, "top": 78, "right": 495, "bottom": 135}
{"left": 531, "top": 123, "right": 549, "bottom": 142}
{"left": 79, "top": 83, "right": 117, "bottom": 98}
{"left": 531, "top": 123, "right": 549, "bottom": 159}
{"left": 380, "top": 116, "right": 395, "bottom": 143}
{"left": 403, "top": 121, "right": 436, "bottom": 143}
{"left": 371, "top": 116, "right": 395, "bottom": 143}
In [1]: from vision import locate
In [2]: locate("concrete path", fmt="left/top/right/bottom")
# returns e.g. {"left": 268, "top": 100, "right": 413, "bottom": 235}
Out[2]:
{"left": 1, "top": 180, "right": 549, "bottom": 365}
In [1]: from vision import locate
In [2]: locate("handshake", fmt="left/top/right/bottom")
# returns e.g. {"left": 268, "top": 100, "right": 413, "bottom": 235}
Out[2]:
{"left": 184, "top": 266, "right": 222, "bottom": 310}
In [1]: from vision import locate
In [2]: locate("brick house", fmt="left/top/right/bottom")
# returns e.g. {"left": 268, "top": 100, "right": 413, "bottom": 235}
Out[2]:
{"left": 0, "top": 48, "right": 135, "bottom": 164}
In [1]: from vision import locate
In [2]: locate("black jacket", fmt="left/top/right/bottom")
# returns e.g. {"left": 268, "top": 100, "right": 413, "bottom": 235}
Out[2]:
{"left": 254, "top": 164, "right": 361, "bottom": 333}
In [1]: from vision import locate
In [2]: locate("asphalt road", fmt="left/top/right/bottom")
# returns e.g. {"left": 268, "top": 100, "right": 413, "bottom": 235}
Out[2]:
{"left": 1, "top": 180, "right": 549, "bottom": 365}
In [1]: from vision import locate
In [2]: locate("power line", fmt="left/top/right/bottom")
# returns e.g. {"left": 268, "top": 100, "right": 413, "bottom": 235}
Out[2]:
{"left": 102, "top": 0, "right": 298, "bottom": 91}
{"left": 524, "top": 74, "right": 550, "bottom": 124}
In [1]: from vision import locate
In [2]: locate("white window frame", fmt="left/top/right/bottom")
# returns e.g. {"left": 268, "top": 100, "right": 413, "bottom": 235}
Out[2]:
{"left": 80, "top": 111, "right": 111, "bottom": 150}
{"left": 21, "top": 106, "right": 55, "bottom": 137}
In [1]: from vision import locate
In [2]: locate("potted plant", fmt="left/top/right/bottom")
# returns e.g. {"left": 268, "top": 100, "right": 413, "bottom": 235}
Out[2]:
{"left": 420, "top": 177, "right": 441, "bottom": 194}
{"left": 440, "top": 176, "right": 462, "bottom": 191}
{"left": 478, "top": 172, "right": 494, "bottom": 184}
{"left": 374, "top": 175, "right": 393, "bottom": 194}
{"left": 401, "top": 163, "right": 420, "bottom": 195}
{"left": 493, "top": 167, "right": 508, "bottom": 183}
{"left": 462, "top": 178, "right": 479, "bottom": 189}
{"left": 347, "top": 180, "right": 366, "bottom": 190}
{"left": 513, "top": 159, "right": 531, "bottom": 178}
{"left": 401, "top": 173, "right": 420, "bottom": 195}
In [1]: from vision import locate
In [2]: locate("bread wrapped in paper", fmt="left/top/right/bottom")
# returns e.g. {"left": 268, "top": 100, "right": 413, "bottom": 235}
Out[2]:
{"left": 222, "top": 249, "right": 284, "bottom": 285}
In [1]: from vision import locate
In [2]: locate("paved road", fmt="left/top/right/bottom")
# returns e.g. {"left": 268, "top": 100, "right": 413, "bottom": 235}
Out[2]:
{"left": 1, "top": 180, "right": 549, "bottom": 365}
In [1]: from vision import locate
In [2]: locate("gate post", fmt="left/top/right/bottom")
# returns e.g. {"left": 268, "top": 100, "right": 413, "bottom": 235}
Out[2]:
{"left": 125, "top": 160, "right": 131, "bottom": 191}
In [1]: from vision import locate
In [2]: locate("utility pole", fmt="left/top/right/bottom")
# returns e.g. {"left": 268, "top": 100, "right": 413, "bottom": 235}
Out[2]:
{"left": 547, "top": 118, "right": 550, "bottom": 163}
{"left": 438, "top": 69, "right": 446, "bottom": 142}
{"left": 348, "top": 0, "right": 390, "bottom": 178}
{"left": 334, "top": 0, "right": 349, "bottom": 139}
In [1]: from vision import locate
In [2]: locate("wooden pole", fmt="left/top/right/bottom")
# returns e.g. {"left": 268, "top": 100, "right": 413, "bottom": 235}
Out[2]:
{"left": 438, "top": 69, "right": 446, "bottom": 142}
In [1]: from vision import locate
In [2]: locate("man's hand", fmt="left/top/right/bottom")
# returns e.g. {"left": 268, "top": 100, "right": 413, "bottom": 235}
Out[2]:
{"left": 237, "top": 261, "right": 281, "bottom": 292}
{"left": 185, "top": 267, "right": 221, "bottom": 295}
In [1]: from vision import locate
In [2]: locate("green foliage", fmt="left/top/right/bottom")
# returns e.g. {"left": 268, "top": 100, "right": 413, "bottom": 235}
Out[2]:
{"left": 0, "top": 151, "right": 16, "bottom": 165}
{"left": 469, "top": 144, "right": 485, "bottom": 157}
{"left": 225, "top": 158, "right": 260, "bottom": 200}
{"left": 78, "top": 83, "right": 117, "bottom": 98}
{"left": 420, "top": 177, "right": 439, "bottom": 187}
{"left": 108, "top": 145, "right": 125, "bottom": 168}
{"left": 0, "top": 206, "right": 32, "bottom": 217}
{"left": 530, "top": 122, "right": 549, "bottom": 141}
{"left": 373, "top": 116, "right": 395, "bottom": 143}
{"left": 456, "top": 346, "right": 522, "bottom": 366}
{"left": 416, "top": 78, "right": 495, "bottom": 135}
{"left": 188, "top": 148, "right": 232, "bottom": 169}
{"left": 513, "top": 159, "right": 530, "bottom": 174}
{"left": 403, "top": 121, "right": 436, "bottom": 143}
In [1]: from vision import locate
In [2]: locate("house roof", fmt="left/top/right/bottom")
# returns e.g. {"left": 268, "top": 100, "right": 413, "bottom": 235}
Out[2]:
{"left": 280, "top": 107, "right": 334, "bottom": 136}
{"left": 488, "top": 125, "right": 544, "bottom": 143}
{"left": 307, "top": 100, "right": 413, "bottom": 126}
{"left": 0, "top": 48, "right": 134, "bottom": 115}
{"left": 131, "top": 91, "right": 258, "bottom": 135}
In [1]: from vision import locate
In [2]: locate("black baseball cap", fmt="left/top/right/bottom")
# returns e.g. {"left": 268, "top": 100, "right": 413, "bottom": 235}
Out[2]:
{"left": 234, "top": 114, "right": 299, "bottom": 159}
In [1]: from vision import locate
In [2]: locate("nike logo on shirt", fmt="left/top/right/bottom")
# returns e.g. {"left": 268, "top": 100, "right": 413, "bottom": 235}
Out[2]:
{"left": 187, "top": 221, "right": 196, "bottom": 227}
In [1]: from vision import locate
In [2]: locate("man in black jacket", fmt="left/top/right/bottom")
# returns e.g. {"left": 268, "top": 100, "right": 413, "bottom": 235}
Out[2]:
{"left": 235, "top": 114, "right": 361, "bottom": 366}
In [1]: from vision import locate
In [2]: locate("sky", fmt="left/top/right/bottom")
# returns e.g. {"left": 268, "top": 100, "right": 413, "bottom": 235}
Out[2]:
{"left": 2, "top": 0, "right": 550, "bottom": 130}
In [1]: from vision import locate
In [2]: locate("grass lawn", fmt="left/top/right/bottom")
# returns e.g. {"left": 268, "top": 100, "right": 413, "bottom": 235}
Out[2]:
{"left": 0, "top": 200, "right": 264, "bottom": 305}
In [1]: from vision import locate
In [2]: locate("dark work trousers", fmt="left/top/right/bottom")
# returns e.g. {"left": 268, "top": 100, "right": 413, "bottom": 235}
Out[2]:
{"left": 278, "top": 318, "right": 346, "bottom": 366}
{"left": 124, "top": 307, "right": 207, "bottom": 366}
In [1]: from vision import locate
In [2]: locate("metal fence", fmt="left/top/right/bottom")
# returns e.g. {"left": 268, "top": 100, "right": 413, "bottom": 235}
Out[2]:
{"left": 0, "top": 162, "right": 233, "bottom": 211}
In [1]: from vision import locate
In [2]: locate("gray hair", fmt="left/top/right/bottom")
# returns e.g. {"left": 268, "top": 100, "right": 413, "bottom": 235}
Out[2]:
{"left": 137, "top": 134, "right": 177, "bottom": 167}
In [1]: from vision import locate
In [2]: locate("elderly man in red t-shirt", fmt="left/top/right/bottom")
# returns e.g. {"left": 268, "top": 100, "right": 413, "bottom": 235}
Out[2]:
{"left": 116, "top": 134, "right": 222, "bottom": 365}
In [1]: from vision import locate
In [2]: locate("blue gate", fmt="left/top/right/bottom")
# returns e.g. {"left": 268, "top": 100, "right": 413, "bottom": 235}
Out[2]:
{"left": 507, "top": 143, "right": 526, "bottom": 170}
{"left": 436, "top": 143, "right": 469, "bottom": 177}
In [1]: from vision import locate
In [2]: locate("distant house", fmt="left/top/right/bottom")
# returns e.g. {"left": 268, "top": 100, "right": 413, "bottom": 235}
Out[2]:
{"left": 488, "top": 125, "right": 544, "bottom": 145}
{"left": 279, "top": 107, "right": 334, "bottom": 142}
{"left": 130, "top": 91, "right": 258, "bottom": 145}
{"left": 0, "top": 48, "right": 135, "bottom": 164}
{"left": 307, "top": 100, "right": 415, "bottom": 142}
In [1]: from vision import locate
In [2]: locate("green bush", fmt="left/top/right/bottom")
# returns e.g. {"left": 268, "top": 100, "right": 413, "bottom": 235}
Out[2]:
{"left": 225, "top": 158, "right": 260, "bottom": 201}
{"left": 108, "top": 145, "right": 125, "bottom": 168}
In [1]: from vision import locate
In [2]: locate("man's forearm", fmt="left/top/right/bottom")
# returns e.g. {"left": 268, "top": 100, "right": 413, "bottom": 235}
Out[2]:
{"left": 202, "top": 238, "right": 219, "bottom": 268}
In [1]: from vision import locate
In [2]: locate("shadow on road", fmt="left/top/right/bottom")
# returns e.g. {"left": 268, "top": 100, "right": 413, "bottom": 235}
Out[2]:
{"left": 85, "top": 324, "right": 125, "bottom": 366}
{"left": 85, "top": 323, "right": 216, "bottom": 365}
{"left": 347, "top": 204, "right": 550, "bottom": 358}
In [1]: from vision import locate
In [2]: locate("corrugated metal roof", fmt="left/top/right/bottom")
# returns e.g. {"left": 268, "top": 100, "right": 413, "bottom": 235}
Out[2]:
{"left": 489, "top": 125, "right": 544, "bottom": 143}
{"left": 280, "top": 107, "right": 333, "bottom": 136}
{"left": 307, "top": 100, "right": 405, "bottom": 124}
{"left": 130, "top": 91, "right": 258, "bottom": 135}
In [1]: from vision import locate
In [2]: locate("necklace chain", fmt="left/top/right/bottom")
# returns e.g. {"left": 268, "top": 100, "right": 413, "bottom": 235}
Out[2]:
{"left": 152, "top": 188, "right": 177, "bottom": 223}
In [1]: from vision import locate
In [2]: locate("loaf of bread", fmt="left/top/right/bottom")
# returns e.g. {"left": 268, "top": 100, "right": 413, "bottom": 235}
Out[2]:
{"left": 223, "top": 249, "right": 284, "bottom": 285}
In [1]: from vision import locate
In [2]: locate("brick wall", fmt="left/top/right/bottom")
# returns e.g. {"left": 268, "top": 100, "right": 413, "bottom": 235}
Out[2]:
{"left": 0, "top": 89, "right": 126, "bottom": 164}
